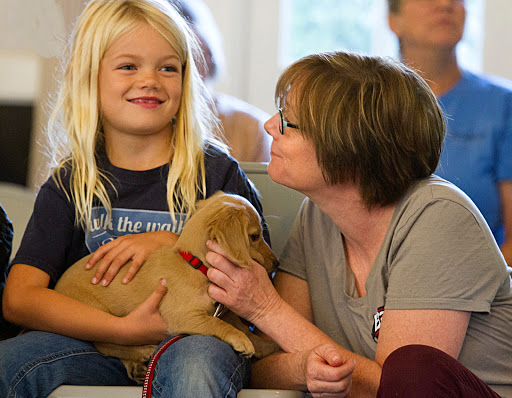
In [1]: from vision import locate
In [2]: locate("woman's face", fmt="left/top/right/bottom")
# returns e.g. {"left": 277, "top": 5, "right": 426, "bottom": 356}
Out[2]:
{"left": 98, "top": 24, "right": 183, "bottom": 141}
{"left": 264, "top": 95, "right": 326, "bottom": 195}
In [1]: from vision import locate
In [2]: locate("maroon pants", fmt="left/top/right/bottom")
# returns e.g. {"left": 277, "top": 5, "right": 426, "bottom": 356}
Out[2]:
{"left": 377, "top": 345, "right": 501, "bottom": 398}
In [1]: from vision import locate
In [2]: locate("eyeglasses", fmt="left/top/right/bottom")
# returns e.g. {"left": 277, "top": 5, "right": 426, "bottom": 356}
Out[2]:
{"left": 278, "top": 108, "right": 299, "bottom": 135}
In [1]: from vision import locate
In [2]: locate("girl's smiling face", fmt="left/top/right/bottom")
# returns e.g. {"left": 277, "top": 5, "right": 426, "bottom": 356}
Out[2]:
{"left": 98, "top": 23, "right": 183, "bottom": 141}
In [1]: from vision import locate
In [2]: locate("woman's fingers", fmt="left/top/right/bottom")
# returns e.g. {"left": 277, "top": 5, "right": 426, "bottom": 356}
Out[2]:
{"left": 205, "top": 241, "right": 242, "bottom": 280}
{"left": 306, "top": 345, "right": 355, "bottom": 397}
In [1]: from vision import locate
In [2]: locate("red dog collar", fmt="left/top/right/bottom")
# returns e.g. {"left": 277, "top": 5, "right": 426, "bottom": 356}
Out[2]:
{"left": 179, "top": 251, "right": 208, "bottom": 276}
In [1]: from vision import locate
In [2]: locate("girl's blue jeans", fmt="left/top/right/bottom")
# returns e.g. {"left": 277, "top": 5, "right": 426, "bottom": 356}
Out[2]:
{"left": 0, "top": 331, "right": 251, "bottom": 398}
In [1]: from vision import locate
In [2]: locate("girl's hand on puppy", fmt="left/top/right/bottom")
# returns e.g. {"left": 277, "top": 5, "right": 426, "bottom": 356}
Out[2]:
{"left": 205, "top": 239, "right": 282, "bottom": 325}
{"left": 121, "top": 279, "right": 169, "bottom": 345}
{"left": 87, "top": 231, "right": 179, "bottom": 286}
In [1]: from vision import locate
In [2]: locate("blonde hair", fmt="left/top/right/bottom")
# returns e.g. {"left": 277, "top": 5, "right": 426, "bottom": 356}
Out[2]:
{"left": 47, "top": 0, "right": 227, "bottom": 229}
{"left": 275, "top": 52, "right": 445, "bottom": 208}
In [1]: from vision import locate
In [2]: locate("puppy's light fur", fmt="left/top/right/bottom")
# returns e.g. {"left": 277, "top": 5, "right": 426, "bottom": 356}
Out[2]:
{"left": 55, "top": 192, "right": 279, "bottom": 382}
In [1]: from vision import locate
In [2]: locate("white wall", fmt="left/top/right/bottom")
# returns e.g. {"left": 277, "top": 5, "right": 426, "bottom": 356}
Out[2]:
{"left": 203, "top": 0, "right": 280, "bottom": 115}
{"left": 482, "top": 0, "right": 512, "bottom": 80}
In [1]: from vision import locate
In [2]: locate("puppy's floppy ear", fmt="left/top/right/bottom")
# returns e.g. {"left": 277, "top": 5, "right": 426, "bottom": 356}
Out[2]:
{"left": 206, "top": 202, "right": 253, "bottom": 268}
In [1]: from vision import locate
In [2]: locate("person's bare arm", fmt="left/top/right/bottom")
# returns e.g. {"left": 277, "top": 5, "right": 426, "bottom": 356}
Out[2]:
{"left": 207, "top": 245, "right": 377, "bottom": 396}
{"left": 247, "top": 271, "right": 379, "bottom": 397}
{"left": 375, "top": 308, "right": 470, "bottom": 365}
{"left": 499, "top": 181, "right": 512, "bottom": 265}
{"left": 3, "top": 263, "right": 169, "bottom": 345}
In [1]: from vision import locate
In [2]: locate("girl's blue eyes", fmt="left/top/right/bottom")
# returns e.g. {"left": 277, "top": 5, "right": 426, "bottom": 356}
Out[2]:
{"left": 118, "top": 65, "right": 178, "bottom": 72}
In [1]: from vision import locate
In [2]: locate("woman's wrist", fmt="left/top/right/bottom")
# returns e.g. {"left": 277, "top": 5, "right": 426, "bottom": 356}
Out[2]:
{"left": 250, "top": 290, "right": 286, "bottom": 332}
{"left": 250, "top": 350, "right": 309, "bottom": 391}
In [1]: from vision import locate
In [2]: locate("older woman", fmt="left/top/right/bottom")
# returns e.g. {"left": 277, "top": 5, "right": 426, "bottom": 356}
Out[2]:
{"left": 206, "top": 52, "right": 512, "bottom": 397}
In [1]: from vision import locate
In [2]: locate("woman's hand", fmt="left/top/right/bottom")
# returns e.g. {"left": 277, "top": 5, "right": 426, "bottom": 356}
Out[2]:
{"left": 87, "top": 231, "right": 179, "bottom": 286}
{"left": 121, "top": 279, "right": 169, "bottom": 345}
{"left": 302, "top": 344, "right": 355, "bottom": 398}
{"left": 205, "top": 240, "right": 282, "bottom": 325}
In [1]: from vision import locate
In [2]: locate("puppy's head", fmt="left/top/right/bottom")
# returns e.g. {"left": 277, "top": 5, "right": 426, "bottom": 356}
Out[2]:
{"left": 200, "top": 193, "right": 278, "bottom": 272}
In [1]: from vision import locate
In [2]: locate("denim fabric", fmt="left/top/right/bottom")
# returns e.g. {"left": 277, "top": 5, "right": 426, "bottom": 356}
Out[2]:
{"left": 0, "top": 331, "right": 250, "bottom": 398}
{"left": 0, "top": 331, "right": 134, "bottom": 398}
{"left": 151, "top": 334, "right": 251, "bottom": 398}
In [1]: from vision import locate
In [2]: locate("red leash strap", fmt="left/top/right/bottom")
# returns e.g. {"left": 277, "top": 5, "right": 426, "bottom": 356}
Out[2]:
{"left": 142, "top": 335, "right": 185, "bottom": 398}
{"left": 142, "top": 253, "right": 208, "bottom": 396}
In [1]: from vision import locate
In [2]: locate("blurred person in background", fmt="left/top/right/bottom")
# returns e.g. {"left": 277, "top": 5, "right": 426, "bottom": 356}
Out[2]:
{"left": 388, "top": 0, "right": 512, "bottom": 264}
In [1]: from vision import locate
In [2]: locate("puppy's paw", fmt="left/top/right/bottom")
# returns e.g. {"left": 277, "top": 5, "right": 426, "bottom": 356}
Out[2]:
{"left": 225, "top": 331, "right": 255, "bottom": 357}
{"left": 122, "top": 359, "right": 148, "bottom": 384}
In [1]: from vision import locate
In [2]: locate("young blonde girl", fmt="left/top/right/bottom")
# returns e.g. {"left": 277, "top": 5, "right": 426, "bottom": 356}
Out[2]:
{"left": 0, "top": 1, "right": 263, "bottom": 396}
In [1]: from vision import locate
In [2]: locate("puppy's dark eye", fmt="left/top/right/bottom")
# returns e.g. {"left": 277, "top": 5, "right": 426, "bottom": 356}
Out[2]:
{"left": 249, "top": 233, "right": 260, "bottom": 242}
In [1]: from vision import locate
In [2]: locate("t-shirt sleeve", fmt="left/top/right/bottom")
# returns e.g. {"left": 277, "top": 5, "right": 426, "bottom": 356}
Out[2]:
{"left": 10, "top": 180, "right": 79, "bottom": 284}
{"left": 385, "top": 199, "right": 507, "bottom": 313}
{"left": 220, "top": 162, "right": 264, "bottom": 215}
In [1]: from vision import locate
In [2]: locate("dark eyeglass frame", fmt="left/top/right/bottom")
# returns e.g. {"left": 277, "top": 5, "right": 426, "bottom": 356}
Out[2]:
{"left": 278, "top": 108, "right": 299, "bottom": 135}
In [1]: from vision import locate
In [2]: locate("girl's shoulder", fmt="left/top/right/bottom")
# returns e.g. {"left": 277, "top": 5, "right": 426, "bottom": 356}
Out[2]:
{"left": 42, "top": 161, "right": 73, "bottom": 195}
{"left": 204, "top": 144, "right": 240, "bottom": 175}
{"left": 203, "top": 144, "right": 253, "bottom": 195}
{"left": 204, "top": 144, "right": 234, "bottom": 163}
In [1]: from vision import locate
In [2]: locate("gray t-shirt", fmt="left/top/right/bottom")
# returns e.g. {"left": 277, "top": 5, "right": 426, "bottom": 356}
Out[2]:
{"left": 279, "top": 176, "right": 512, "bottom": 397}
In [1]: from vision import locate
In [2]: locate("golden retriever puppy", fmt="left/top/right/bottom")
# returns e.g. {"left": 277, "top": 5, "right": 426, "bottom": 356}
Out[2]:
{"left": 54, "top": 192, "right": 280, "bottom": 382}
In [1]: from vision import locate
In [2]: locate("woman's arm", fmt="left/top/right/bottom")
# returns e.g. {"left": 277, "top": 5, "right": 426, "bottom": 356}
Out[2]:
{"left": 375, "top": 308, "right": 470, "bottom": 365}
{"left": 499, "top": 181, "right": 512, "bottom": 265}
{"left": 3, "top": 263, "right": 169, "bottom": 345}
{"left": 250, "top": 272, "right": 358, "bottom": 393}
{"left": 252, "top": 346, "right": 356, "bottom": 397}
{"left": 206, "top": 242, "right": 378, "bottom": 396}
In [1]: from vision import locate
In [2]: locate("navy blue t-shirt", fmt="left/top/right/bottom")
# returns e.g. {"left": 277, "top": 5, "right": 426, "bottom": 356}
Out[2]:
{"left": 11, "top": 146, "right": 265, "bottom": 287}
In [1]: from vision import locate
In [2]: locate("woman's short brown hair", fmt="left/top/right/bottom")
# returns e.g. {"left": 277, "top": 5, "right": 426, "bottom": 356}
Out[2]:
{"left": 275, "top": 51, "right": 445, "bottom": 208}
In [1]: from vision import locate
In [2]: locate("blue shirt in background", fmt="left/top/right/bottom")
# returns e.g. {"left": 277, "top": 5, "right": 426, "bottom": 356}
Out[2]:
{"left": 436, "top": 70, "right": 512, "bottom": 245}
